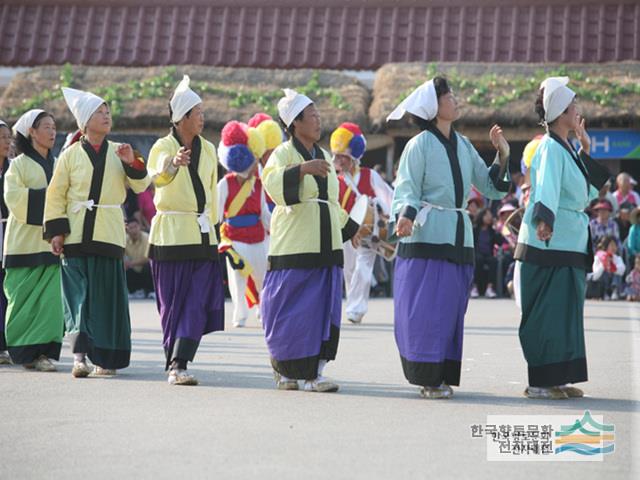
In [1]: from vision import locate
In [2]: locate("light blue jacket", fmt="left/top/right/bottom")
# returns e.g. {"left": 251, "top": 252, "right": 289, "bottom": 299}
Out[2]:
{"left": 515, "top": 132, "right": 610, "bottom": 269}
{"left": 391, "top": 126, "right": 510, "bottom": 265}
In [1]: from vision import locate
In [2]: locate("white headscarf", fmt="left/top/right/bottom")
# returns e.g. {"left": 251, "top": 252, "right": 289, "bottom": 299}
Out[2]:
{"left": 387, "top": 79, "right": 438, "bottom": 122}
{"left": 12, "top": 109, "right": 45, "bottom": 138}
{"left": 62, "top": 87, "right": 105, "bottom": 131}
{"left": 540, "top": 77, "right": 575, "bottom": 124}
{"left": 277, "top": 89, "right": 313, "bottom": 127}
{"left": 170, "top": 75, "right": 202, "bottom": 123}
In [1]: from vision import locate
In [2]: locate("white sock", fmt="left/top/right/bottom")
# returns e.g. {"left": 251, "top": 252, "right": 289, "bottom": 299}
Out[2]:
{"left": 280, "top": 374, "right": 293, "bottom": 382}
{"left": 317, "top": 360, "right": 328, "bottom": 377}
{"left": 74, "top": 353, "right": 86, "bottom": 363}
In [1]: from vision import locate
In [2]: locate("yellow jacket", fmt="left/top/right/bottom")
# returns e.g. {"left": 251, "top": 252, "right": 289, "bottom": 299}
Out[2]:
{"left": 3, "top": 151, "right": 58, "bottom": 268}
{"left": 43, "top": 138, "right": 150, "bottom": 258}
{"left": 147, "top": 131, "right": 219, "bottom": 261}
{"left": 262, "top": 138, "right": 358, "bottom": 270}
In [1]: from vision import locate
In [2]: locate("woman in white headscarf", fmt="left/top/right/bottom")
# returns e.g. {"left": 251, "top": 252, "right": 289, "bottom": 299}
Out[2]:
{"left": 388, "top": 76, "right": 511, "bottom": 399}
{"left": 514, "top": 77, "right": 610, "bottom": 399}
{"left": 3, "top": 109, "right": 64, "bottom": 371}
{"left": 147, "top": 76, "right": 224, "bottom": 386}
{"left": 44, "top": 88, "right": 150, "bottom": 378}
{"left": 260, "top": 89, "right": 359, "bottom": 392}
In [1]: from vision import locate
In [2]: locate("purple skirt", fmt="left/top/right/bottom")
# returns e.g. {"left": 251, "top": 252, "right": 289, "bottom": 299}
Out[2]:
{"left": 394, "top": 257, "right": 473, "bottom": 387}
{"left": 151, "top": 259, "right": 225, "bottom": 369}
{"left": 261, "top": 266, "right": 342, "bottom": 380}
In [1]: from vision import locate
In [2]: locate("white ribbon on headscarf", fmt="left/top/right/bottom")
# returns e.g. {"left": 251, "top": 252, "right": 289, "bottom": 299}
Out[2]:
{"left": 277, "top": 88, "right": 313, "bottom": 127}
{"left": 387, "top": 79, "right": 438, "bottom": 122}
{"left": 62, "top": 87, "right": 105, "bottom": 131}
{"left": 12, "top": 109, "right": 45, "bottom": 138}
{"left": 540, "top": 77, "right": 576, "bottom": 124}
{"left": 170, "top": 75, "right": 202, "bottom": 123}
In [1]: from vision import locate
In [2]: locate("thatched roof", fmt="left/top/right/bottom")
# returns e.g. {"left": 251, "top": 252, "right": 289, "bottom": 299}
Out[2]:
{"left": 0, "top": 66, "right": 370, "bottom": 136}
{"left": 370, "top": 62, "right": 640, "bottom": 133}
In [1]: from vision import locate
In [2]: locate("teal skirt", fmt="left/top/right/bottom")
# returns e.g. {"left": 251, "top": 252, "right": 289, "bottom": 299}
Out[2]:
{"left": 61, "top": 256, "right": 131, "bottom": 369}
{"left": 518, "top": 261, "right": 588, "bottom": 387}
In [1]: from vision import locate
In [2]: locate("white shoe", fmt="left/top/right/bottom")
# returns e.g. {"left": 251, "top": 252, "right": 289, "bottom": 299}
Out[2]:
{"left": 0, "top": 351, "right": 11, "bottom": 365}
{"left": 303, "top": 376, "right": 339, "bottom": 393}
{"left": 168, "top": 369, "right": 198, "bottom": 386}
{"left": 485, "top": 286, "right": 497, "bottom": 298}
{"left": 347, "top": 313, "right": 364, "bottom": 324}
{"left": 611, "top": 290, "right": 619, "bottom": 301}
{"left": 420, "top": 383, "right": 453, "bottom": 399}
{"left": 34, "top": 355, "right": 57, "bottom": 372}
{"left": 72, "top": 360, "right": 92, "bottom": 378}
{"left": 232, "top": 318, "right": 246, "bottom": 328}
{"left": 470, "top": 286, "right": 479, "bottom": 298}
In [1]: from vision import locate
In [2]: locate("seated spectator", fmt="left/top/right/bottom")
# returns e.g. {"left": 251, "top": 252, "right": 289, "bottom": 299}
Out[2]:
{"left": 625, "top": 256, "right": 640, "bottom": 302}
{"left": 137, "top": 184, "right": 156, "bottom": 232}
{"left": 496, "top": 202, "right": 518, "bottom": 296}
{"left": 628, "top": 207, "right": 640, "bottom": 262}
{"left": 471, "top": 208, "right": 502, "bottom": 298}
{"left": 125, "top": 218, "right": 154, "bottom": 299}
{"left": 613, "top": 172, "right": 640, "bottom": 207}
{"left": 587, "top": 235, "right": 626, "bottom": 300}
{"left": 589, "top": 200, "right": 620, "bottom": 252}
{"left": 589, "top": 177, "right": 619, "bottom": 216}
{"left": 616, "top": 202, "right": 633, "bottom": 245}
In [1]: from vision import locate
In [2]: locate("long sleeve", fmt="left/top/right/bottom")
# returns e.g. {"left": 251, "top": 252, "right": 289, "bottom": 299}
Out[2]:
{"left": 4, "top": 160, "right": 46, "bottom": 226}
{"left": 530, "top": 141, "right": 563, "bottom": 230}
{"left": 121, "top": 150, "right": 151, "bottom": 194}
{"left": 260, "top": 186, "right": 272, "bottom": 231}
{"left": 209, "top": 151, "right": 219, "bottom": 232}
{"left": 148, "top": 142, "right": 179, "bottom": 188}
{"left": 370, "top": 169, "right": 393, "bottom": 215}
{"left": 467, "top": 139, "right": 511, "bottom": 201}
{"left": 216, "top": 177, "right": 228, "bottom": 224}
{"left": 392, "top": 136, "right": 427, "bottom": 221}
{"left": 262, "top": 153, "right": 303, "bottom": 207}
{"left": 628, "top": 225, "right": 640, "bottom": 256}
{"left": 43, "top": 152, "right": 71, "bottom": 239}
{"left": 591, "top": 255, "right": 605, "bottom": 281}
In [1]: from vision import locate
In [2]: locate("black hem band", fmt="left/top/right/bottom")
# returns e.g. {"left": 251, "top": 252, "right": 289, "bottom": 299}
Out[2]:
{"left": 397, "top": 242, "right": 474, "bottom": 265}
{"left": 400, "top": 356, "right": 462, "bottom": 387}
{"left": 268, "top": 250, "right": 344, "bottom": 270}
{"left": 532, "top": 201, "right": 555, "bottom": 231}
{"left": 43, "top": 218, "right": 70, "bottom": 240}
{"left": 341, "top": 218, "right": 359, "bottom": 242}
{"left": 400, "top": 205, "right": 417, "bottom": 221}
{"left": 7, "top": 341, "right": 62, "bottom": 364}
{"left": 514, "top": 243, "right": 589, "bottom": 270}
{"left": 528, "top": 357, "right": 588, "bottom": 388}
{"left": 148, "top": 244, "right": 220, "bottom": 262}
{"left": 4, "top": 252, "right": 60, "bottom": 268}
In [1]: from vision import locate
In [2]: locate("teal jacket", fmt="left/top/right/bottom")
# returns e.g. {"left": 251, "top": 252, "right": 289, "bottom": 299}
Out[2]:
{"left": 391, "top": 125, "right": 510, "bottom": 265}
{"left": 515, "top": 132, "right": 610, "bottom": 270}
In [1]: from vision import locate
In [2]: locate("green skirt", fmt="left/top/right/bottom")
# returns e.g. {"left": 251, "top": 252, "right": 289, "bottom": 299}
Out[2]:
{"left": 4, "top": 264, "right": 64, "bottom": 364}
{"left": 61, "top": 256, "right": 131, "bottom": 369}
{"left": 518, "top": 261, "right": 588, "bottom": 387}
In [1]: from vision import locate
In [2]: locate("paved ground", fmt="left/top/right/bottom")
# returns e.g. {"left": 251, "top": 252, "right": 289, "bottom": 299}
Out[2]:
{"left": 1, "top": 297, "right": 637, "bottom": 479}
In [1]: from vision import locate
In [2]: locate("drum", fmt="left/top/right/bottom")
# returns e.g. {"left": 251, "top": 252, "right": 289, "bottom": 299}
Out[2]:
{"left": 350, "top": 195, "right": 374, "bottom": 236}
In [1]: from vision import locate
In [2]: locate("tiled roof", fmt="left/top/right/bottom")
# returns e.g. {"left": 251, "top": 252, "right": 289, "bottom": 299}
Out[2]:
{"left": 1, "top": 1, "right": 638, "bottom": 69}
